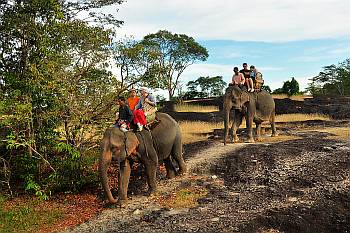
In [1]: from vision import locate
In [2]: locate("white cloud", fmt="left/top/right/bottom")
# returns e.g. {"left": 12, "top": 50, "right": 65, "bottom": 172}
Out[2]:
{"left": 181, "top": 63, "right": 233, "bottom": 83}
{"left": 108, "top": 0, "right": 350, "bottom": 42}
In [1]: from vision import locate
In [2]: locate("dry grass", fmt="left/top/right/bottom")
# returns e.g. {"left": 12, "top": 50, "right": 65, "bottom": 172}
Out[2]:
{"left": 272, "top": 94, "right": 313, "bottom": 101}
{"left": 179, "top": 113, "right": 332, "bottom": 144}
{"left": 307, "top": 127, "right": 350, "bottom": 140}
{"left": 275, "top": 113, "right": 331, "bottom": 122}
{"left": 175, "top": 103, "right": 219, "bottom": 113}
{"left": 179, "top": 121, "right": 223, "bottom": 144}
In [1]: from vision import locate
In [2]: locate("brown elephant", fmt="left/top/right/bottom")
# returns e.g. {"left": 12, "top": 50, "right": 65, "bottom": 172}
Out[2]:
{"left": 99, "top": 112, "right": 187, "bottom": 206}
{"left": 223, "top": 85, "right": 277, "bottom": 145}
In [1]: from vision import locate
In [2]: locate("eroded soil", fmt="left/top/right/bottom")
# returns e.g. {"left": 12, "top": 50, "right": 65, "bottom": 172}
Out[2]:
{"left": 66, "top": 120, "right": 350, "bottom": 233}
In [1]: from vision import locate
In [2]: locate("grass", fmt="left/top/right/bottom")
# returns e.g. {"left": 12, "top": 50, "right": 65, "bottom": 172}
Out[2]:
{"left": 179, "top": 113, "right": 331, "bottom": 144}
{"left": 0, "top": 196, "right": 64, "bottom": 233}
{"left": 307, "top": 127, "right": 350, "bottom": 140}
{"left": 275, "top": 113, "right": 331, "bottom": 122}
{"left": 157, "top": 187, "right": 208, "bottom": 209}
{"left": 179, "top": 121, "right": 223, "bottom": 144}
{"left": 175, "top": 104, "right": 219, "bottom": 113}
{"left": 272, "top": 94, "right": 313, "bottom": 101}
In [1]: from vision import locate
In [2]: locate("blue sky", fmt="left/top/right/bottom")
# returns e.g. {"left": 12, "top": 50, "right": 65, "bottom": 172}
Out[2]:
{"left": 102, "top": 0, "right": 350, "bottom": 93}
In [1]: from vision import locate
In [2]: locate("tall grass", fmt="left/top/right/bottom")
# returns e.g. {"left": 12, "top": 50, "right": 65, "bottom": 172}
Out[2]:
{"left": 272, "top": 94, "right": 313, "bottom": 101}
{"left": 179, "top": 121, "right": 222, "bottom": 144}
{"left": 275, "top": 113, "right": 331, "bottom": 122}
{"left": 175, "top": 104, "right": 219, "bottom": 113}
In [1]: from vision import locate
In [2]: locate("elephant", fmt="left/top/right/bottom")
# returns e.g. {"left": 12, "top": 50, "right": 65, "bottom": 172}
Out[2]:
{"left": 223, "top": 85, "right": 277, "bottom": 145}
{"left": 99, "top": 112, "right": 187, "bottom": 206}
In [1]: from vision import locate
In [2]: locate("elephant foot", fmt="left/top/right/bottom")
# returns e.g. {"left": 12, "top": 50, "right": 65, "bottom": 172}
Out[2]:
{"left": 146, "top": 188, "right": 158, "bottom": 197}
{"left": 116, "top": 199, "right": 128, "bottom": 208}
{"left": 233, "top": 137, "right": 240, "bottom": 143}
{"left": 178, "top": 166, "right": 187, "bottom": 176}
{"left": 246, "top": 138, "right": 255, "bottom": 143}
{"left": 166, "top": 172, "right": 176, "bottom": 179}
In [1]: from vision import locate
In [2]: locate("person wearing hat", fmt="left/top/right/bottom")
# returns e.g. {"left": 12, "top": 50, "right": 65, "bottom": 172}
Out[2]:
{"left": 127, "top": 88, "right": 140, "bottom": 111}
{"left": 133, "top": 87, "right": 156, "bottom": 131}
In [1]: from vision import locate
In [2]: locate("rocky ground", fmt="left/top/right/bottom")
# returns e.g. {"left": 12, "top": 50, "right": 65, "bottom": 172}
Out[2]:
{"left": 65, "top": 120, "right": 350, "bottom": 233}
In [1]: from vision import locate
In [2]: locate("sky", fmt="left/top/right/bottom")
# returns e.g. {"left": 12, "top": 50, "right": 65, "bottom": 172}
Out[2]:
{"left": 103, "top": 0, "right": 350, "bottom": 94}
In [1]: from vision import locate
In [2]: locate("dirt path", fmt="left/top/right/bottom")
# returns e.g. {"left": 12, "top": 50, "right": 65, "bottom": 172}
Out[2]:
{"left": 65, "top": 123, "right": 350, "bottom": 233}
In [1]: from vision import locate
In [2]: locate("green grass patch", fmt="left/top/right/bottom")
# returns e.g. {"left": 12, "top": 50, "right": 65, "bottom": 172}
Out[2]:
{"left": 158, "top": 187, "right": 208, "bottom": 209}
{"left": 0, "top": 196, "right": 64, "bottom": 233}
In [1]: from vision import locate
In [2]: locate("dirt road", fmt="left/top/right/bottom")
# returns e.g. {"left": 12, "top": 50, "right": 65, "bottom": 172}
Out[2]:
{"left": 66, "top": 121, "right": 350, "bottom": 233}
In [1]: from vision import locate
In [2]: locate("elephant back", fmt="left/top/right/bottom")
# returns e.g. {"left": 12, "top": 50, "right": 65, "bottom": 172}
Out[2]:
{"left": 254, "top": 90, "right": 275, "bottom": 119}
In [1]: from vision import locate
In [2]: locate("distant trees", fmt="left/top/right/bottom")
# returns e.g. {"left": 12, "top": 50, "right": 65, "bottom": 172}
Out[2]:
{"left": 261, "top": 85, "right": 272, "bottom": 93}
{"left": 307, "top": 58, "right": 350, "bottom": 96}
{"left": 183, "top": 76, "right": 226, "bottom": 99}
{"left": 273, "top": 77, "right": 300, "bottom": 96}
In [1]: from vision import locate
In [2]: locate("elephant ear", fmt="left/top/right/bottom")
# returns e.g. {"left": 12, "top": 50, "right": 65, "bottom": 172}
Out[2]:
{"left": 125, "top": 132, "right": 139, "bottom": 156}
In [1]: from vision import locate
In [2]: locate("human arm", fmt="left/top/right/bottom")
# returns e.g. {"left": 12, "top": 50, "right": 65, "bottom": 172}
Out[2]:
{"left": 126, "top": 106, "right": 134, "bottom": 122}
{"left": 134, "top": 98, "right": 143, "bottom": 110}
{"left": 144, "top": 94, "right": 156, "bottom": 106}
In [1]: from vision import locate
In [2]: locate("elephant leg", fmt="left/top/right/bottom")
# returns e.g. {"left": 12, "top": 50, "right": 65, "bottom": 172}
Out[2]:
{"left": 246, "top": 114, "right": 255, "bottom": 143}
{"left": 223, "top": 99, "right": 233, "bottom": 145}
{"left": 256, "top": 122, "right": 262, "bottom": 142}
{"left": 171, "top": 130, "right": 187, "bottom": 175}
{"left": 144, "top": 160, "right": 157, "bottom": 195}
{"left": 163, "top": 157, "right": 176, "bottom": 179}
{"left": 232, "top": 110, "right": 242, "bottom": 142}
{"left": 270, "top": 112, "right": 278, "bottom": 137}
{"left": 117, "top": 159, "right": 131, "bottom": 207}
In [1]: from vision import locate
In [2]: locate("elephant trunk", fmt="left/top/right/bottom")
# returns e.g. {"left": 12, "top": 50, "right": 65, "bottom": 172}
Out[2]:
{"left": 99, "top": 149, "right": 117, "bottom": 204}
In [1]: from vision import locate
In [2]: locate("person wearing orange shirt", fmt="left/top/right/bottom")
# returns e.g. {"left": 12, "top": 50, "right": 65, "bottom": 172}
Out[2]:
{"left": 127, "top": 88, "right": 140, "bottom": 111}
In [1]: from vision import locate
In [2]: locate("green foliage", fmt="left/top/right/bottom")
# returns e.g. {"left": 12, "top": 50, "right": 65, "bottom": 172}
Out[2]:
{"left": 24, "top": 175, "right": 49, "bottom": 201}
{"left": 261, "top": 85, "right": 272, "bottom": 93}
{"left": 273, "top": 77, "right": 300, "bottom": 96}
{"left": 0, "top": 0, "right": 122, "bottom": 197}
{"left": 48, "top": 143, "right": 99, "bottom": 193}
{"left": 184, "top": 76, "right": 226, "bottom": 99}
{"left": 307, "top": 58, "right": 350, "bottom": 96}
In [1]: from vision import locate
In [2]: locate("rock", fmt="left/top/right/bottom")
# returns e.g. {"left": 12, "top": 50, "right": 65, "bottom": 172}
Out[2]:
{"left": 133, "top": 209, "right": 142, "bottom": 215}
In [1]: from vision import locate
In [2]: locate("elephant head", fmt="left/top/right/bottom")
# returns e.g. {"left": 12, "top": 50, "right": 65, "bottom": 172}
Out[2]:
{"left": 223, "top": 85, "right": 250, "bottom": 145}
{"left": 227, "top": 85, "right": 250, "bottom": 110}
{"left": 99, "top": 128, "right": 139, "bottom": 204}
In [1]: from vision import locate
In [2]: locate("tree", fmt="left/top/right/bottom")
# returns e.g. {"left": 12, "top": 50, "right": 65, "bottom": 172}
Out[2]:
{"left": 0, "top": 0, "right": 124, "bottom": 196}
{"left": 308, "top": 59, "right": 350, "bottom": 96}
{"left": 277, "top": 77, "right": 300, "bottom": 96}
{"left": 139, "top": 30, "right": 209, "bottom": 99}
{"left": 261, "top": 85, "right": 272, "bottom": 93}
{"left": 184, "top": 76, "right": 226, "bottom": 99}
